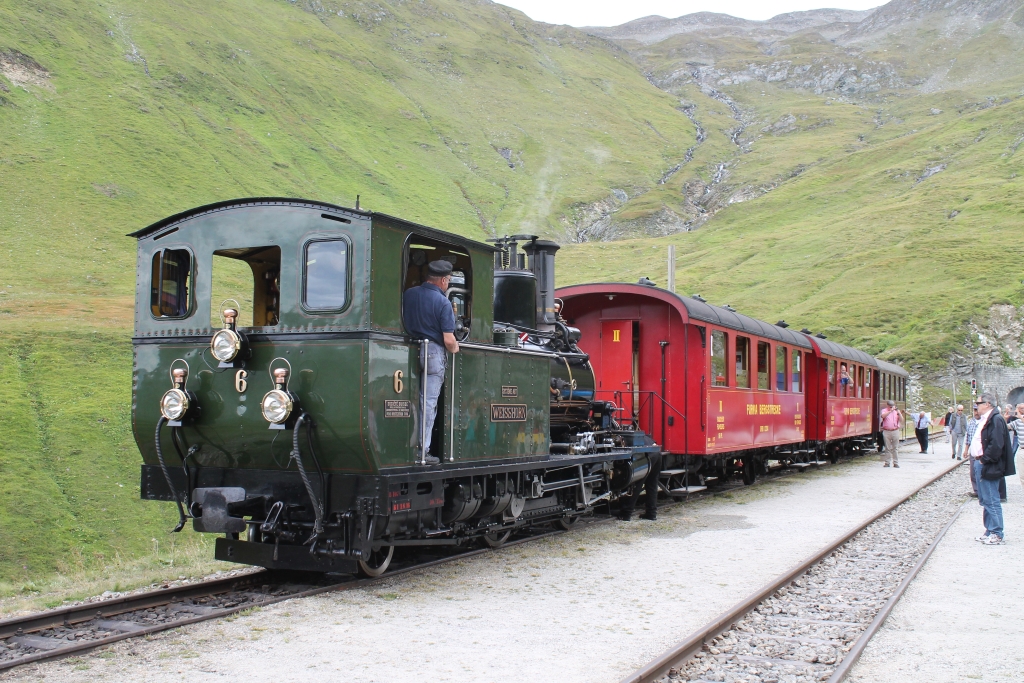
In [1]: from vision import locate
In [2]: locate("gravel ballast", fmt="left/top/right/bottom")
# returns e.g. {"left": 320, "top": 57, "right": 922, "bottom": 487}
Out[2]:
{"left": 7, "top": 446, "right": 958, "bottom": 683}
{"left": 845, "top": 458, "right": 1024, "bottom": 683}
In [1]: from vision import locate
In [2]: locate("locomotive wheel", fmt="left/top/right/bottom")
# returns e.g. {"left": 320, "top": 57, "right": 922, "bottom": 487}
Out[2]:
{"left": 483, "top": 530, "right": 512, "bottom": 548}
{"left": 358, "top": 545, "right": 394, "bottom": 577}
{"left": 741, "top": 458, "right": 757, "bottom": 486}
{"left": 556, "top": 514, "right": 580, "bottom": 530}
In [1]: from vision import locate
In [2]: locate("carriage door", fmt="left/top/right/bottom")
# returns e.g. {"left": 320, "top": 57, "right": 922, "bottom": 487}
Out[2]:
{"left": 601, "top": 320, "right": 635, "bottom": 425}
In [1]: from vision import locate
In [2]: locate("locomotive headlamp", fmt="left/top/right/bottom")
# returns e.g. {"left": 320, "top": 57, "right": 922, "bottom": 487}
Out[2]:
{"left": 160, "top": 365, "right": 197, "bottom": 424}
{"left": 262, "top": 365, "right": 298, "bottom": 427}
{"left": 210, "top": 307, "right": 247, "bottom": 365}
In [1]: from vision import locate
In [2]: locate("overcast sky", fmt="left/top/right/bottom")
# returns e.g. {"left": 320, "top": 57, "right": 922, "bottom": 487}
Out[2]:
{"left": 496, "top": 0, "right": 880, "bottom": 26}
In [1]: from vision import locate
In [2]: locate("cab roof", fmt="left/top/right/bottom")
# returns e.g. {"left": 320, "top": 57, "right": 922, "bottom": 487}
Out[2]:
{"left": 128, "top": 197, "right": 498, "bottom": 253}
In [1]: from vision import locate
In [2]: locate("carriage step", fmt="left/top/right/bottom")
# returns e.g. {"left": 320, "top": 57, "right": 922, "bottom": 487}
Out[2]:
{"left": 789, "top": 463, "right": 812, "bottom": 469}
{"left": 669, "top": 486, "right": 707, "bottom": 494}
{"left": 659, "top": 469, "right": 688, "bottom": 476}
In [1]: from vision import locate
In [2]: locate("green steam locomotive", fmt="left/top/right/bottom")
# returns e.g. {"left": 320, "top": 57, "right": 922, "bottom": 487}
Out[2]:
{"left": 132, "top": 198, "right": 654, "bottom": 576}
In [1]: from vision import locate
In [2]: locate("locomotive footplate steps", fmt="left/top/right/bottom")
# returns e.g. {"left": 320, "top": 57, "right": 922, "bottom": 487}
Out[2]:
{"left": 216, "top": 538, "right": 359, "bottom": 573}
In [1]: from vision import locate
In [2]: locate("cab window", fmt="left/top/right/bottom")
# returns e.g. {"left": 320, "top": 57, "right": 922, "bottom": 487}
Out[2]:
{"left": 711, "top": 330, "right": 727, "bottom": 387}
{"left": 304, "top": 239, "right": 349, "bottom": 311}
{"left": 776, "top": 346, "right": 787, "bottom": 391}
{"left": 404, "top": 236, "right": 472, "bottom": 339}
{"left": 756, "top": 341, "right": 770, "bottom": 390}
{"left": 150, "top": 248, "right": 193, "bottom": 319}
{"left": 735, "top": 336, "right": 751, "bottom": 389}
{"left": 791, "top": 349, "right": 802, "bottom": 392}
{"left": 210, "top": 246, "right": 281, "bottom": 328}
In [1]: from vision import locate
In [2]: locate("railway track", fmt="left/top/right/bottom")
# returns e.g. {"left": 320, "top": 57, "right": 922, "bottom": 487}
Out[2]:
{"left": 0, "top": 528, "right": 569, "bottom": 672}
{"left": 622, "top": 458, "right": 967, "bottom": 683}
{"left": 0, "top": 447, "right": 907, "bottom": 674}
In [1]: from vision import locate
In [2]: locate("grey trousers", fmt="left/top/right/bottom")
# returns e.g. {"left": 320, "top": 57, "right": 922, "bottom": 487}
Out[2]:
{"left": 882, "top": 429, "right": 900, "bottom": 465}
{"left": 423, "top": 344, "right": 447, "bottom": 453}
{"left": 952, "top": 432, "right": 966, "bottom": 458}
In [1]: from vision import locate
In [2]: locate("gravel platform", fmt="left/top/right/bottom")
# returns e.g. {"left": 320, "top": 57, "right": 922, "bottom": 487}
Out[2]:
{"left": 5, "top": 445, "right": 957, "bottom": 683}
{"left": 845, "top": 458, "right": 1024, "bottom": 683}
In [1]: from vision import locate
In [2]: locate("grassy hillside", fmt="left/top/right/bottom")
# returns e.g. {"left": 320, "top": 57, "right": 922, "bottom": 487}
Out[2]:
{"left": 560, "top": 81, "right": 1024, "bottom": 368}
{"left": 0, "top": 0, "right": 695, "bottom": 587}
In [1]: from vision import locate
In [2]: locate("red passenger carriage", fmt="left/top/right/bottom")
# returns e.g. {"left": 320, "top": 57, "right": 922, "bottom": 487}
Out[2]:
{"left": 556, "top": 283, "right": 888, "bottom": 491}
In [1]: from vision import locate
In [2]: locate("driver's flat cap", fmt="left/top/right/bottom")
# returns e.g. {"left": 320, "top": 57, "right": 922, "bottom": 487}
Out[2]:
{"left": 427, "top": 260, "right": 453, "bottom": 276}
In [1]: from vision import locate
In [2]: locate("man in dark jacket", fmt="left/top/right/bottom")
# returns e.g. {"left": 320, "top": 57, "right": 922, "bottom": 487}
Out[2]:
{"left": 970, "top": 393, "right": 1006, "bottom": 544}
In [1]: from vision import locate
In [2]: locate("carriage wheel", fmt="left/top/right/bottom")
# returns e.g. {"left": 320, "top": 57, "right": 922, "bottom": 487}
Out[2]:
{"left": 483, "top": 530, "right": 513, "bottom": 548}
{"left": 741, "top": 458, "right": 758, "bottom": 486}
{"left": 357, "top": 544, "right": 394, "bottom": 577}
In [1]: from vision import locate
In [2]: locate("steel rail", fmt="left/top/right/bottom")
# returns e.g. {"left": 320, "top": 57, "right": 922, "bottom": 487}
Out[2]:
{"left": 825, "top": 498, "right": 969, "bottom": 683}
{"left": 620, "top": 457, "right": 966, "bottom": 683}
{"left": 0, "top": 528, "right": 562, "bottom": 672}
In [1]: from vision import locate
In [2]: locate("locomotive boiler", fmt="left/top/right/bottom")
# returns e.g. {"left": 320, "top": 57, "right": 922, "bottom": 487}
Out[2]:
{"left": 131, "top": 198, "right": 655, "bottom": 576}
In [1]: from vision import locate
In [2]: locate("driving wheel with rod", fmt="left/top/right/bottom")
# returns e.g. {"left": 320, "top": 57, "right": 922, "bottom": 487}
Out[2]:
{"left": 483, "top": 530, "right": 512, "bottom": 548}
{"left": 358, "top": 544, "right": 394, "bottom": 577}
{"left": 556, "top": 514, "right": 580, "bottom": 530}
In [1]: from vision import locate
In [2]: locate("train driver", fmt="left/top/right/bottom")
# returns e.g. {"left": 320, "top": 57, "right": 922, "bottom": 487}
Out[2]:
{"left": 403, "top": 259, "right": 461, "bottom": 465}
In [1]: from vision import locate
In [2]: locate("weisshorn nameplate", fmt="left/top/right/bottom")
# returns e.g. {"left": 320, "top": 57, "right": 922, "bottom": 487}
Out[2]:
{"left": 491, "top": 404, "right": 527, "bottom": 422}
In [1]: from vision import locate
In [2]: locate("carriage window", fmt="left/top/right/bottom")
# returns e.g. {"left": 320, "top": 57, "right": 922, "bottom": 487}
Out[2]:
{"left": 150, "top": 248, "right": 193, "bottom": 318}
{"left": 304, "top": 239, "right": 349, "bottom": 311}
{"left": 791, "top": 349, "right": 802, "bottom": 392}
{"left": 858, "top": 366, "right": 865, "bottom": 398}
{"left": 776, "top": 346, "right": 787, "bottom": 391}
{"left": 711, "top": 330, "right": 727, "bottom": 387}
{"left": 735, "top": 336, "right": 751, "bottom": 389}
{"left": 757, "top": 341, "right": 770, "bottom": 390}
{"left": 900, "top": 377, "right": 905, "bottom": 402}
{"left": 210, "top": 246, "right": 281, "bottom": 328}
{"left": 864, "top": 367, "right": 871, "bottom": 395}
{"left": 828, "top": 360, "right": 837, "bottom": 396}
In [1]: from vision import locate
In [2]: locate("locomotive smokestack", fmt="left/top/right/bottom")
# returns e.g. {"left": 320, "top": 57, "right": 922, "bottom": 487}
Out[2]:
{"left": 522, "top": 239, "right": 560, "bottom": 332}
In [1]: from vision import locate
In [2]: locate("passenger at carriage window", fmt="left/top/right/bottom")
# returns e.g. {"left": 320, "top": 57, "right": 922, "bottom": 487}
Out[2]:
{"left": 403, "top": 259, "right": 460, "bottom": 465}
{"left": 840, "top": 364, "right": 851, "bottom": 396}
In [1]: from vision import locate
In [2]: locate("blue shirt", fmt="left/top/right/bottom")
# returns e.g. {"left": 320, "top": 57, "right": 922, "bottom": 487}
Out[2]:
{"left": 403, "top": 282, "right": 455, "bottom": 346}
